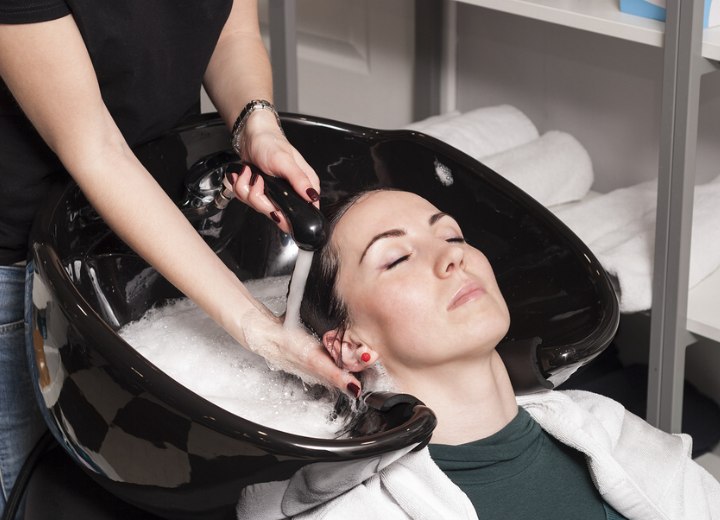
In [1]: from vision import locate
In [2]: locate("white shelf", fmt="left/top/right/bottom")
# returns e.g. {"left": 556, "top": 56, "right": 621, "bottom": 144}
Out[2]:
{"left": 688, "top": 266, "right": 720, "bottom": 343}
{"left": 703, "top": 27, "right": 720, "bottom": 61}
{"left": 455, "top": 0, "right": 720, "bottom": 61}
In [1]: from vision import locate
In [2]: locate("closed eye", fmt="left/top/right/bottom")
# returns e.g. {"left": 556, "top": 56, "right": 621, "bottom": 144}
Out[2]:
{"left": 446, "top": 237, "right": 465, "bottom": 244}
{"left": 386, "top": 254, "right": 410, "bottom": 270}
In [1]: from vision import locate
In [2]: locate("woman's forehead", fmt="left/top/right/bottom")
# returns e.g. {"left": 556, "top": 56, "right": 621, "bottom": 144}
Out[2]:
{"left": 333, "top": 191, "right": 440, "bottom": 252}
{"left": 342, "top": 191, "right": 437, "bottom": 227}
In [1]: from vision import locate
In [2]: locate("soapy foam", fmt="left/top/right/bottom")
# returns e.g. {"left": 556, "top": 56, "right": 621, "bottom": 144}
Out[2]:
{"left": 239, "top": 305, "right": 325, "bottom": 388}
{"left": 119, "top": 276, "right": 343, "bottom": 438}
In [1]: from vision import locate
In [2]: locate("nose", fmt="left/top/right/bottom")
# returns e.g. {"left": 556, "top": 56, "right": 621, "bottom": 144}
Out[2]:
{"left": 435, "top": 240, "right": 465, "bottom": 278}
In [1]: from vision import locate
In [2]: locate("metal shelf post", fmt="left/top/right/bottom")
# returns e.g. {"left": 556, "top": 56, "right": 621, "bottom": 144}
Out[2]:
{"left": 647, "top": 0, "right": 704, "bottom": 433}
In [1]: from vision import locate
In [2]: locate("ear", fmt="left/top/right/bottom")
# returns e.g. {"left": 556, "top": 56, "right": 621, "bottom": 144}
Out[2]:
{"left": 322, "top": 329, "right": 379, "bottom": 372}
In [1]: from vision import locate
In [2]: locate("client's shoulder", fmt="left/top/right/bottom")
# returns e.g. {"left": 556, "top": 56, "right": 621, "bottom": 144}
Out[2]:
{"left": 517, "top": 389, "right": 690, "bottom": 456}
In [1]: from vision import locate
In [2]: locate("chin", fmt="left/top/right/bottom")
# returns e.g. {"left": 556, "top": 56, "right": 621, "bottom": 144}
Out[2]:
{"left": 472, "top": 311, "right": 510, "bottom": 346}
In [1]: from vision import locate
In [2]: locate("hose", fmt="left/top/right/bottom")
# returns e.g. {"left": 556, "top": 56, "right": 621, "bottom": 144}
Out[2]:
{"left": 1, "top": 431, "right": 56, "bottom": 520}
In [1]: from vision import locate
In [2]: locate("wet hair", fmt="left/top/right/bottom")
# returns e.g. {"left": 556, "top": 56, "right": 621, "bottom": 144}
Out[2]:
{"left": 299, "top": 190, "right": 382, "bottom": 340}
{"left": 300, "top": 189, "right": 400, "bottom": 435}
{"left": 302, "top": 190, "right": 406, "bottom": 437}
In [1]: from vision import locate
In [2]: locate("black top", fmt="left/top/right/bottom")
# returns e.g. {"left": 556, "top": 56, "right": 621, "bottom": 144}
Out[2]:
{"left": 429, "top": 407, "right": 628, "bottom": 520}
{"left": 0, "top": 0, "right": 233, "bottom": 264}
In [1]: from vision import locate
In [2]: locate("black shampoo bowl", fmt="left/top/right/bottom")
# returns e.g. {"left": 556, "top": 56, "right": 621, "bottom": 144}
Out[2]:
{"left": 28, "top": 114, "right": 618, "bottom": 519}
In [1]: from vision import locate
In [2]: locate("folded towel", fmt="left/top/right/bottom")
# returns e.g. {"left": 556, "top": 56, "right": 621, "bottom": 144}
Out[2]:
{"left": 551, "top": 180, "right": 657, "bottom": 245}
{"left": 552, "top": 175, "right": 720, "bottom": 312}
{"left": 482, "top": 131, "right": 594, "bottom": 207}
{"left": 407, "top": 105, "right": 539, "bottom": 159}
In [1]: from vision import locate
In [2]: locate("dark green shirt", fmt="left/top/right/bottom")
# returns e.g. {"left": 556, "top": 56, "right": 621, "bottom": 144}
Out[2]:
{"left": 429, "top": 407, "right": 627, "bottom": 520}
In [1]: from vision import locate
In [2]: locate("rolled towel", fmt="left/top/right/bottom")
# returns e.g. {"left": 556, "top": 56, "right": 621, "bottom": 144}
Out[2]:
{"left": 481, "top": 131, "right": 594, "bottom": 207}
{"left": 404, "top": 110, "right": 460, "bottom": 131}
{"left": 552, "top": 175, "right": 720, "bottom": 313}
{"left": 411, "top": 105, "right": 539, "bottom": 159}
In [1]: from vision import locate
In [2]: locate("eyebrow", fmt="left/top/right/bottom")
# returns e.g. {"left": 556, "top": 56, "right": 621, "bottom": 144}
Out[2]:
{"left": 359, "top": 211, "right": 450, "bottom": 264}
{"left": 429, "top": 211, "right": 450, "bottom": 226}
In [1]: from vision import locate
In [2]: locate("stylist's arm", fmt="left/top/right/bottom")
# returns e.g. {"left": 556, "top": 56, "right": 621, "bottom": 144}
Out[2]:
{"left": 0, "top": 4, "right": 361, "bottom": 397}
{"left": 203, "top": 0, "right": 320, "bottom": 234}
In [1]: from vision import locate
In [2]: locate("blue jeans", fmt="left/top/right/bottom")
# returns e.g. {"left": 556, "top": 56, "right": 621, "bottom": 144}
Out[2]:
{"left": 0, "top": 264, "right": 46, "bottom": 516}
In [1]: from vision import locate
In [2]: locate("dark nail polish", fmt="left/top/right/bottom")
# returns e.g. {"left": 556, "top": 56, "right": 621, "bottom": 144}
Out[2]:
{"left": 346, "top": 382, "right": 360, "bottom": 398}
{"left": 306, "top": 188, "right": 320, "bottom": 202}
{"left": 270, "top": 211, "right": 281, "bottom": 223}
{"left": 250, "top": 171, "right": 258, "bottom": 186}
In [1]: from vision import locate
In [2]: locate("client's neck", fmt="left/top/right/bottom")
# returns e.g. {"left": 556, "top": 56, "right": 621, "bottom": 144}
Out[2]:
{"left": 393, "top": 351, "right": 517, "bottom": 445}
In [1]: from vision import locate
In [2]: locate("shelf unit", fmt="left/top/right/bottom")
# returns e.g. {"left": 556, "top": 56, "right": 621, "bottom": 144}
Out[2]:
{"left": 456, "top": 0, "right": 666, "bottom": 46}
{"left": 454, "top": 0, "right": 720, "bottom": 60}
{"left": 440, "top": 0, "right": 718, "bottom": 434}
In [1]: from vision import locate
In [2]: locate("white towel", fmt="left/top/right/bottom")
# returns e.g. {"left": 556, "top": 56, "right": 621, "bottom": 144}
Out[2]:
{"left": 236, "top": 444, "right": 478, "bottom": 520}
{"left": 237, "top": 390, "right": 720, "bottom": 520}
{"left": 519, "top": 390, "right": 720, "bottom": 520}
{"left": 552, "top": 175, "right": 720, "bottom": 312}
{"left": 403, "top": 110, "right": 460, "bottom": 131}
{"left": 482, "top": 131, "right": 594, "bottom": 207}
{"left": 407, "top": 105, "right": 539, "bottom": 159}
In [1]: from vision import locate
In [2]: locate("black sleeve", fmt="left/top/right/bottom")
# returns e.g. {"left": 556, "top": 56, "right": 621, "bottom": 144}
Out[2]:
{"left": 0, "top": 0, "right": 70, "bottom": 24}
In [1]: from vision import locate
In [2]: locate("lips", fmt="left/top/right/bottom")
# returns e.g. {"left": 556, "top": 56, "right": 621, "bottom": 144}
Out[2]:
{"left": 447, "top": 281, "right": 486, "bottom": 311}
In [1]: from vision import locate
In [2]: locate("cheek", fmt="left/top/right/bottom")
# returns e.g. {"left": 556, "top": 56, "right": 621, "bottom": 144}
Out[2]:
{"left": 353, "top": 276, "right": 432, "bottom": 330}
{"left": 473, "top": 255, "right": 511, "bottom": 338}
{"left": 472, "top": 253, "right": 506, "bottom": 300}
{"left": 345, "top": 275, "right": 439, "bottom": 354}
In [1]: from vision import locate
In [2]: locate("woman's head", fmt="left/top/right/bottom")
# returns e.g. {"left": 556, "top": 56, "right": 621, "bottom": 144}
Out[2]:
{"left": 301, "top": 190, "right": 510, "bottom": 384}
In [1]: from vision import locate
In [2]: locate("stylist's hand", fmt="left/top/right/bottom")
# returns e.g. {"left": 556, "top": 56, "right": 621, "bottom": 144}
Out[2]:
{"left": 231, "top": 109, "right": 320, "bottom": 235}
{"left": 239, "top": 307, "right": 362, "bottom": 398}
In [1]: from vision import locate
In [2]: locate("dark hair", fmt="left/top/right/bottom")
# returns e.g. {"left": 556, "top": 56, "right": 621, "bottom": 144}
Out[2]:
{"left": 301, "top": 190, "right": 405, "bottom": 435}
{"left": 300, "top": 189, "right": 398, "bottom": 340}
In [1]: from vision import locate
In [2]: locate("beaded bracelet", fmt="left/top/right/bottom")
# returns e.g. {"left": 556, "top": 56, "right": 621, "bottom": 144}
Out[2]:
{"left": 231, "top": 99, "right": 283, "bottom": 155}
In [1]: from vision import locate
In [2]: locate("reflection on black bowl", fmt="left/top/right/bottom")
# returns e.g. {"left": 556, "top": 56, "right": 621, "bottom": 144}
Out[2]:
{"left": 28, "top": 113, "right": 618, "bottom": 519}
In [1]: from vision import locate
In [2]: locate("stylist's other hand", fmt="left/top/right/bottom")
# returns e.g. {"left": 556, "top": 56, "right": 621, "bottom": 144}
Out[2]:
{"left": 232, "top": 109, "right": 320, "bottom": 234}
{"left": 240, "top": 307, "right": 362, "bottom": 398}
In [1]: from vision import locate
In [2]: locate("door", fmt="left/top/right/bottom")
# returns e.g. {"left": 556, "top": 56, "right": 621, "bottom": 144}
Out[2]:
{"left": 202, "top": 0, "right": 416, "bottom": 129}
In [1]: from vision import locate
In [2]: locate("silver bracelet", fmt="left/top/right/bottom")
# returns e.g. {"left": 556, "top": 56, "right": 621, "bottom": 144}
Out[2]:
{"left": 231, "top": 99, "right": 283, "bottom": 155}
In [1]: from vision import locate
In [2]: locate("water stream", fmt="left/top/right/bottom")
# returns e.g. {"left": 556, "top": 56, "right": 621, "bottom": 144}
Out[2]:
{"left": 284, "top": 249, "right": 313, "bottom": 330}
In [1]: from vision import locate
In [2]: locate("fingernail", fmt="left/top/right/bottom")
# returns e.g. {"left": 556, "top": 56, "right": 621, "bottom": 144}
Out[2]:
{"left": 250, "top": 171, "right": 258, "bottom": 186}
{"left": 231, "top": 172, "right": 239, "bottom": 184}
{"left": 270, "top": 211, "right": 281, "bottom": 223}
{"left": 361, "top": 352, "right": 371, "bottom": 363}
{"left": 306, "top": 188, "right": 320, "bottom": 202}
{"left": 346, "top": 382, "right": 360, "bottom": 398}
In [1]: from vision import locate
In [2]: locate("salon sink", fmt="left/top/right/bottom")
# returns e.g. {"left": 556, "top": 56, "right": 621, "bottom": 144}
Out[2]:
{"left": 27, "top": 113, "right": 618, "bottom": 519}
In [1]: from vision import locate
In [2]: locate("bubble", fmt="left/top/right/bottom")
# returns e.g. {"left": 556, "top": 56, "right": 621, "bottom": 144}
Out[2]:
{"left": 119, "top": 291, "right": 342, "bottom": 438}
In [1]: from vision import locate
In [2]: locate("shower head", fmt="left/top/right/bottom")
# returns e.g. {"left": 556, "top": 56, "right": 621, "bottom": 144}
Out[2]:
{"left": 220, "top": 163, "right": 328, "bottom": 251}
{"left": 183, "top": 152, "right": 327, "bottom": 251}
